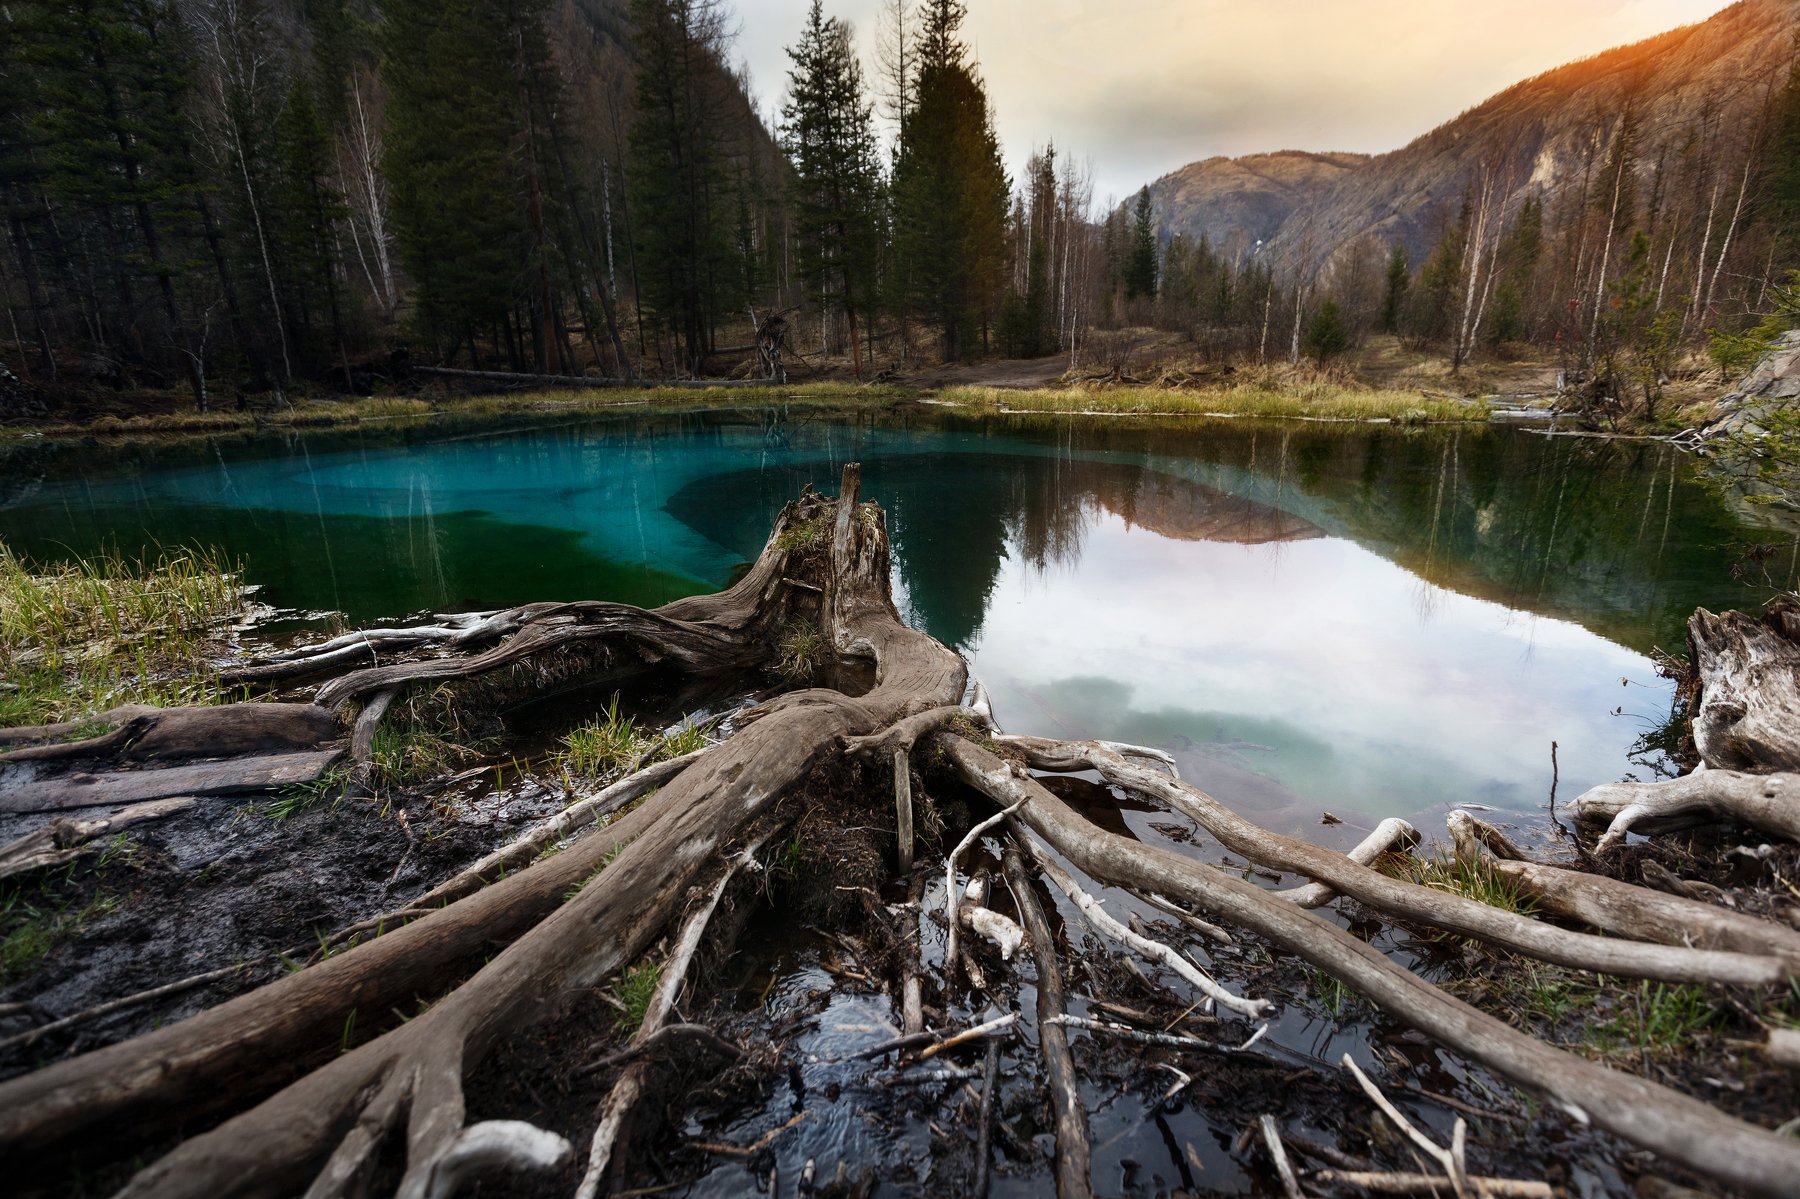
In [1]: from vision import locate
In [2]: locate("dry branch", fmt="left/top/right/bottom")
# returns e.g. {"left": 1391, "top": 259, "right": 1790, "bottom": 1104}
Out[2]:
{"left": 1572, "top": 769, "right": 1800, "bottom": 851}
{"left": 1004, "top": 736, "right": 1797, "bottom": 988}
{"left": 940, "top": 733, "right": 1800, "bottom": 1197}
{"left": 1001, "top": 845, "right": 1092, "bottom": 1199}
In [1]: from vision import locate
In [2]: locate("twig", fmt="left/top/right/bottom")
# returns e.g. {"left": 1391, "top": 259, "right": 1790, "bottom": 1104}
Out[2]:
{"left": 578, "top": 1023, "right": 740, "bottom": 1075}
{"left": 945, "top": 802, "right": 1024, "bottom": 982}
{"left": 1308, "top": 1171, "right": 1551, "bottom": 1197}
{"left": 973, "top": 1035, "right": 1001, "bottom": 1197}
{"left": 1046, "top": 1014, "right": 1268, "bottom": 1054}
{"left": 1340, "top": 1054, "right": 1469, "bottom": 1198}
{"left": 915, "top": 1012, "right": 1018, "bottom": 1062}
{"left": 575, "top": 836, "right": 764, "bottom": 1199}
{"left": 1017, "top": 832, "right": 1271, "bottom": 1018}
{"left": 1258, "top": 1115, "right": 1304, "bottom": 1199}
{"left": 686, "top": 1110, "right": 807, "bottom": 1156}
{"left": 0, "top": 960, "right": 254, "bottom": 1056}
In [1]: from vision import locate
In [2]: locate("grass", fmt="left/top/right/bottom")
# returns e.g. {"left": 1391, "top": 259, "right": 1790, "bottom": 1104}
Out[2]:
{"left": 366, "top": 686, "right": 493, "bottom": 792}
{"left": 613, "top": 961, "right": 662, "bottom": 1034}
{"left": 266, "top": 764, "right": 353, "bottom": 820}
{"left": 555, "top": 697, "right": 717, "bottom": 783}
{"left": 0, "top": 888, "right": 121, "bottom": 984}
{"left": 1382, "top": 850, "right": 1539, "bottom": 918}
{"left": 558, "top": 695, "right": 649, "bottom": 779}
{"left": 6, "top": 371, "right": 1494, "bottom": 452}
{"left": 938, "top": 381, "right": 1488, "bottom": 423}
{"left": 1593, "top": 981, "right": 1720, "bottom": 1060}
{"left": 775, "top": 620, "right": 828, "bottom": 682}
{"left": 774, "top": 509, "right": 833, "bottom": 554}
{"left": 0, "top": 539, "right": 246, "bottom": 727}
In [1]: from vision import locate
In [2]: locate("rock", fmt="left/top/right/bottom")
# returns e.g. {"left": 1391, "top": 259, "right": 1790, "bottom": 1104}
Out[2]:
{"left": 1702, "top": 331, "right": 1800, "bottom": 441}
{"left": 0, "top": 363, "right": 47, "bottom": 419}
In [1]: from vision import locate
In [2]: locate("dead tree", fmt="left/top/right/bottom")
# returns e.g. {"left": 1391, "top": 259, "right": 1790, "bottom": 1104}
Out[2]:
{"left": 2, "top": 468, "right": 1799, "bottom": 1197}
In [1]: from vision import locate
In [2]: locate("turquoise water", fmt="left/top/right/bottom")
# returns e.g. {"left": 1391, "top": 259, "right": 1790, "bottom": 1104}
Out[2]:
{"left": 2, "top": 408, "right": 1790, "bottom": 828}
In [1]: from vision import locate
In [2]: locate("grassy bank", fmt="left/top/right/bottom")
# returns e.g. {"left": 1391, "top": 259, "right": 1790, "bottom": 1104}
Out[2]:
{"left": 0, "top": 541, "right": 245, "bottom": 728}
{"left": 937, "top": 381, "right": 1488, "bottom": 422}
{"left": 3, "top": 376, "right": 1489, "bottom": 443}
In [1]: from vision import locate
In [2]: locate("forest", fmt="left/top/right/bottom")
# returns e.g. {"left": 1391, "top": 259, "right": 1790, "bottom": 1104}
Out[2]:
{"left": 6, "top": 0, "right": 1798, "bottom": 417}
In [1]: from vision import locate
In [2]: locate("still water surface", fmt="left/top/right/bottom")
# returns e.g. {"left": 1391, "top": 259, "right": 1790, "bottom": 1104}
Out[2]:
{"left": 1, "top": 408, "right": 1789, "bottom": 829}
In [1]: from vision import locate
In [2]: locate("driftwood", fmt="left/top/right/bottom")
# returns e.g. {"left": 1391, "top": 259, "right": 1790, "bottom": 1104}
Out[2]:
{"left": 0, "top": 704, "right": 344, "bottom": 813}
{"left": 1571, "top": 601, "right": 1800, "bottom": 848}
{"left": 1001, "top": 845, "right": 1093, "bottom": 1199}
{"left": 3, "top": 471, "right": 1799, "bottom": 1197}
{"left": 942, "top": 735, "right": 1800, "bottom": 1196}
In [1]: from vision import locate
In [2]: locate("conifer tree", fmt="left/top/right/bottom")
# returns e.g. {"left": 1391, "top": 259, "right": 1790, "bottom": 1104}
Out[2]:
{"left": 381, "top": 0, "right": 541, "bottom": 364}
{"left": 1303, "top": 297, "right": 1350, "bottom": 364}
{"left": 781, "top": 0, "right": 883, "bottom": 375}
{"left": 1124, "top": 186, "right": 1158, "bottom": 301}
{"left": 629, "top": 0, "right": 744, "bottom": 372}
{"left": 890, "top": 0, "right": 1009, "bottom": 360}
{"left": 1380, "top": 243, "right": 1409, "bottom": 334}
{"left": 20, "top": 0, "right": 208, "bottom": 402}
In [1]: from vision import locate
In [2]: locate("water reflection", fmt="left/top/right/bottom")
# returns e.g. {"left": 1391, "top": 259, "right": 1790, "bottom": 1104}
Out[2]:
{"left": 0, "top": 411, "right": 1789, "bottom": 827}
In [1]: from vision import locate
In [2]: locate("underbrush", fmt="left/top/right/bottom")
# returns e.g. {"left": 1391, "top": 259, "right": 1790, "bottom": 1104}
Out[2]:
{"left": 0, "top": 540, "right": 246, "bottom": 726}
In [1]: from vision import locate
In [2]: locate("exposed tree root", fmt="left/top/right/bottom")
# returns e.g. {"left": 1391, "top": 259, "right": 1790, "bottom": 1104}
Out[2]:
{"left": 941, "top": 733, "right": 1800, "bottom": 1197}
{"left": 1004, "top": 736, "right": 1798, "bottom": 988}
{"left": 5, "top": 471, "right": 1799, "bottom": 1198}
{"left": 0, "top": 797, "right": 194, "bottom": 879}
{"left": 1001, "top": 844, "right": 1092, "bottom": 1199}
{"left": 1572, "top": 769, "right": 1800, "bottom": 850}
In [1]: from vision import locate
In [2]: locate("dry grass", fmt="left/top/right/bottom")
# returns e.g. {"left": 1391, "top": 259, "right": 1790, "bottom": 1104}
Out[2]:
{"left": 939, "top": 381, "right": 1487, "bottom": 423}
{"left": 0, "top": 540, "right": 246, "bottom": 727}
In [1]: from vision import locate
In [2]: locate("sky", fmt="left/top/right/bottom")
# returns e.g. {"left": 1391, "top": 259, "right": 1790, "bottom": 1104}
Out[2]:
{"left": 731, "top": 0, "right": 1739, "bottom": 205}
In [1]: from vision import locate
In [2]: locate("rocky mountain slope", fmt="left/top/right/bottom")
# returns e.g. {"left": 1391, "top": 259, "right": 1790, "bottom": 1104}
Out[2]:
{"left": 1146, "top": 151, "right": 1370, "bottom": 256}
{"left": 1154, "top": 0, "right": 1800, "bottom": 266}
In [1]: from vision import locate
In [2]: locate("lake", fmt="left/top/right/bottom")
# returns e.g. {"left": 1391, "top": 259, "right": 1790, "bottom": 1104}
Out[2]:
{"left": 1, "top": 406, "right": 1787, "bottom": 834}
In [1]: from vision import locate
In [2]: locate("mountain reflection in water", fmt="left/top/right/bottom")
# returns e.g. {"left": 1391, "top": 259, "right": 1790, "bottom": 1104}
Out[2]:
{"left": 2, "top": 410, "right": 1793, "bottom": 832}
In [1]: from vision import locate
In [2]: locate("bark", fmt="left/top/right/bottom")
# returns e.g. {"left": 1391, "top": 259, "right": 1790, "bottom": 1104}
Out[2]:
{"left": 1571, "top": 769, "right": 1800, "bottom": 851}
{"left": 940, "top": 735, "right": 1800, "bottom": 1198}
{"left": 1685, "top": 602, "right": 1800, "bottom": 773}
{"left": 1001, "top": 845, "right": 1092, "bottom": 1199}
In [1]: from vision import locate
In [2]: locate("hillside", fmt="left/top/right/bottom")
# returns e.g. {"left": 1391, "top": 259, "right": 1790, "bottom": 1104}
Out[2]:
{"left": 1146, "top": 151, "right": 1370, "bottom": 256}
{"left": 1154, "top": 0, "right": 1800, "bottom": 268}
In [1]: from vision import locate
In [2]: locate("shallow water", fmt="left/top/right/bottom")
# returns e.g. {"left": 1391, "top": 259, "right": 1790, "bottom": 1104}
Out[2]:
{"left": 3, "top": 408, "right": 1787, "bottom": 828}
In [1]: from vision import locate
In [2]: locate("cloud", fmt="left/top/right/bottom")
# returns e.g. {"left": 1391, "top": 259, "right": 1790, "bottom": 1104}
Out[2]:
{"left": 733, "top": 0, "right": 1735, "bottom": 202}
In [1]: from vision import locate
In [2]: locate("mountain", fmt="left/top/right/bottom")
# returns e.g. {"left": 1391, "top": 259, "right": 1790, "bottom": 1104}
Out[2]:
{"left": 1153, "top": 0, "right": 1800, "bottom": 269}
{"left": 1146, "top": 151, "right": 1370, "bottom": 257}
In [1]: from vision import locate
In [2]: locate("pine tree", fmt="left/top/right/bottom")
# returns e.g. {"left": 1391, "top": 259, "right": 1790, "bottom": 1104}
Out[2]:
{"left": 629, "top": 0, "right": 745, "bottom": 372}
{"left": 1124, "top": 186, "right": 1157, "bottom": 302}
{"left": 381, "top": 0, "right": 539, "bottom": 363}
{"left": 272, "top": 79, "right": 352, "bottom": 379}
{"left": 20, "top": 0, "right": 208, "bottom": 403}
{"left": 890, "top": 0, "right": 1009, "bottom": 361}
{"left": 1380, "top": 243, "right": 1409, "bottom": 334}
{"left": 1303, "top": 297, "right": 1350, "bottom": 364}
{"left": 781, "top": 0, "right": 883, "bottom": 375}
